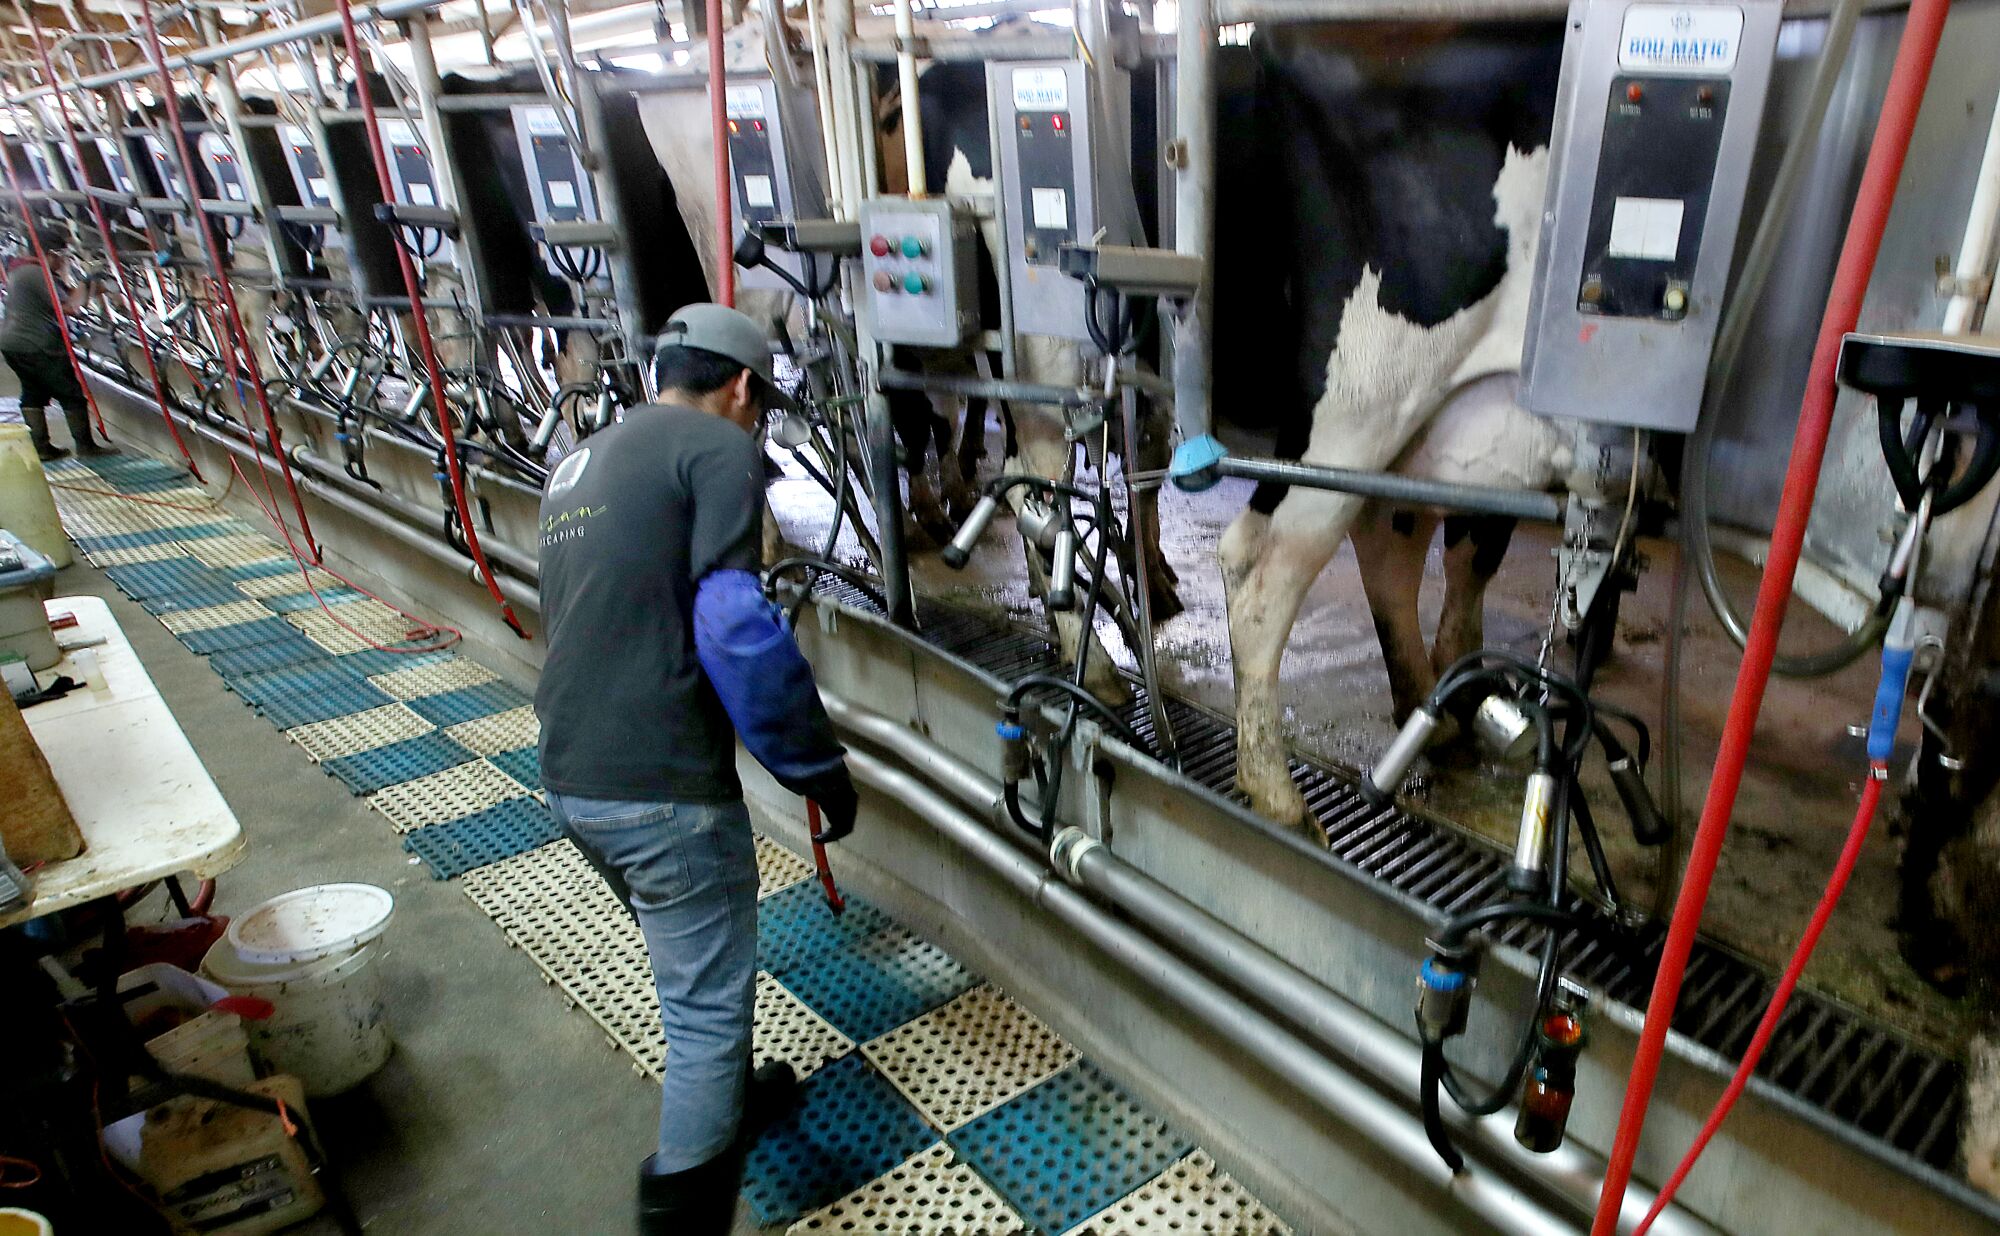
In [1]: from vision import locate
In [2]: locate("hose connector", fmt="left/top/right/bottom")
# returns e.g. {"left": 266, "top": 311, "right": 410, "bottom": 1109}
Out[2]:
{"left": 1516, "top": 977, "right": 1590, "bottom": 1154}
{"left": 942, "top": 493, "right": 1002, "bottom": 569}
{"left": 1473, "top": 693, "right": 1537, "bottom": 762}
{"left": 998, "top": 713, "right": 1029, "bottom": 784}
{"left": 1047, "top": 524, "right": 1078, "bottom": 611}
{"left": 1868, "top": 597, "right": 1920, "bottom": 762}
{"left": 1416, "top": 940, "right": 1481, "bottom": 1042}
{"left": 1362, "top": 706, "right": 1440, "bottom": 806}
{"left": 1608, "top": 754, "right": 1668, "bottom": 846}
{"left": 1508, "top": 771, "right": 1561, "bottom": 895}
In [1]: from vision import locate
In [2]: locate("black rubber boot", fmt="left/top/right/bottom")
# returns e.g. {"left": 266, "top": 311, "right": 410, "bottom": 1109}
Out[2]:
{"left": 741, "top": 1060, "right": 799, "bottom": 1138}
{"left": 637, "top": 1151, "right": 738, "bottom": 1236}
{"left": 77, "top": 439, "right": 120, "bottom": 456}
{"left": 34, "top": 441, "right": 68, "bottom": 462}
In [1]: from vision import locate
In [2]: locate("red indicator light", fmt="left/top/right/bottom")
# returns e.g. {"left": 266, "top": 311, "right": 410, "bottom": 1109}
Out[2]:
{"left": 753, "top": 120, "right": 764, "bottom": 132}
{"left": 1626, "top": 83, "right": 1643, "bottom": 104}
{"left": 1051, "top": 114, "right": 1065, "bottom": 132}
{"left": 727, "top": 119, "right": 739, "bottom": 134}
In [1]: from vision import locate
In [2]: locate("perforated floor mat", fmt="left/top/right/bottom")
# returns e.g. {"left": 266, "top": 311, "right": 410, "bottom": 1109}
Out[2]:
{"left": 778, "top": 925, "right": 981, "bottom": 1045}
{"left": 176, "top": 616, "right": 303, "bottom": 655}
{"left": 446, "top": 706, "right": 538, "bottom": 756}
{"left": 948, "top": 1063, "right": 1193, "bottom": 1236}
{"left": 321, "top": 731, "right": 477, "bottom": 795}
{"left": 369, "top": 658, "right": 501, "bottom": 700}
{"left": 1069, "top": 1150, "right": 1293, "bottom": 1235}
{"left": 742, "top": 1054, "right": 940, "bottom": 1225}
{"left": 158, "top": 599, "right": 274, "bottom": 634}
{"left": 787, "top": 1143, "right": 1029, "bottom": 1235}
{"left": 487, "top": 745, "right": 540, "bottom": 790}
{"left": 102, "top": 558, "right": 233, "bottom": 599}
{"left": 757, "top": 835, "right": 812, "bottom": 899}
{"left": 863, "top": 985, "right": 1078, "bottom": 1132}
{"left": 758, "top": 881, "right": 894, "bottom": 977}
{"left": 228, "top": 663, "right": 394, "bottom": 729}
{"left": 404, "top": 796, "right": 560, "bottom": 879}
{"left": 406, "top": 681, "right": 530, "bottom": 727}
{"left": 208, "top": 635, "right": 339, "bottom": 678}
{"left": 370, "top": 759, "right": 530, "bottom": 833}
{"left": 286, "top": 703, "right": 434, "bottom": 762}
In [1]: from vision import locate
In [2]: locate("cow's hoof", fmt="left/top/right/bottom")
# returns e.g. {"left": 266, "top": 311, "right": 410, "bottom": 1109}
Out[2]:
{"left": 1147, "top": 581, "right": 1185, "bottom": 625}
{"left": 1240, "top": 772, "right": 1311, "bottom": 839}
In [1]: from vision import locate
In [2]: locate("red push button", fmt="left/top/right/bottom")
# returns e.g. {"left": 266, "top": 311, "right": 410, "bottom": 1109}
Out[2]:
{"left": 868, "top": 234, "right": 891, "bottom": 257}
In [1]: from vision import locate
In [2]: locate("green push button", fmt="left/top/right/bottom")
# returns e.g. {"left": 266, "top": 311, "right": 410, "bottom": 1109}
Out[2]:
{"left": 902, "top": 272, "right": 928, "bottom": 295}
{"left": 900, "top": 235, "right": 925, "bottom": 259}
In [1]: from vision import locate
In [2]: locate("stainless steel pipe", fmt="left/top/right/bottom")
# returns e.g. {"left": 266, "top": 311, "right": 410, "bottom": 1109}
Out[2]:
{"left": 1214, "top": 455, "right": 1566, "bottom": 523}
{"left": 842, "top": 747, "right": 1573, "bottom": 1236}
{"left": 824, "top": 692, "right": 1718, "bottom": 1236}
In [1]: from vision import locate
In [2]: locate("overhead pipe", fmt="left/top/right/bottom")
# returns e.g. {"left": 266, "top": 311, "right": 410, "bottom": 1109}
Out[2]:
{"left": 823, "top": 693, "right": 1717, "bottom": 1236}
{"left": 839, "top": 746, "right": 1569, "bottom": 1236}
{"left": 1206, "top": 455, "right": 1566, "bottom": 523}
{"left": 704, "top": 0, "right": 733, "bottom": 305}
{"left": 891, "top": 0, "right": 926, "bottom": 197}
{"left": 1591, "top": 0, "right": 1954, "bottom": 1229}
{"left": 1167, "top": 0, "right": 1216, "bottom": 480}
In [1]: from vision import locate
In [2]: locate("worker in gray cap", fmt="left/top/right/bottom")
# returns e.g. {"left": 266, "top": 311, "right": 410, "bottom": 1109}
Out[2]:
{"left": 534, "top": 302, "right": 856, "bottom": 1234}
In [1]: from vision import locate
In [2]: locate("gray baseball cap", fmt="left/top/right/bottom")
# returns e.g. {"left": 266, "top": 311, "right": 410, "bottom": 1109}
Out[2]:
{"left": 655, "top": 302, "right": 793, "bottom": 409}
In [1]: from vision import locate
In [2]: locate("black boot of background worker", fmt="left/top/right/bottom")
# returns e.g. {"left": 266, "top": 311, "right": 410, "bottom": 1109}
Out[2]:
{"left": 637, "top": 1062, "right": 799, "bottom": 1235}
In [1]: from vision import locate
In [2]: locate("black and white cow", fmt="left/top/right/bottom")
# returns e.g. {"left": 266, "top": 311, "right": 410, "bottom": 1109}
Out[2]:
{"left": 1215, "top": 26, "right": 1609, "bottom": 834}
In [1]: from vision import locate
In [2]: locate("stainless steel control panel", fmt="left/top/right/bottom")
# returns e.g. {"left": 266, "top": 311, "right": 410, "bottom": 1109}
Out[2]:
{"left": 987, "top": 60, "right": 1096, "bottom": 341}
{"left": 858, "top": 196, "right": 976, "bottom": 348}
{"left": 725, "top": 80, "right": 805, "bottom": 292}
{"left": 1521, "top": 0, "right": 1781, "bottom": 431}
{"left": 377, "top": 118, "right": 454, "bottom": 268}
{"left": 278, "top": 124, "right": 342, "bottom": 251}
{"left": 197, "top": 132, "right": 250, "bottom": 207}
{"left": 510, "top": 105, "right": 598, "bottom": 275}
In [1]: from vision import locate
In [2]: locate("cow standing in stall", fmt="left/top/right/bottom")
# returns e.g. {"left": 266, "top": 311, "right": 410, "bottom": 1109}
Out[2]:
{"left": 1212, "top": 26, "right": 1611, "bottom": 837}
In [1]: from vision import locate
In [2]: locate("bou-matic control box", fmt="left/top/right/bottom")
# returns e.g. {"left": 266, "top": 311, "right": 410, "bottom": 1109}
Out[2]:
{"left": 1520, "top": 0, "right": 1782, "bottom": 431}
{"left": 858, "top": 197, "right": 977, "bottom": 348}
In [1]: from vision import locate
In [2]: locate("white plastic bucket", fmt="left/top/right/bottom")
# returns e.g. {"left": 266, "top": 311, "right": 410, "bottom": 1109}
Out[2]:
{"left": 0, "top": 424, "right": 70, "bottom": 568}
{"left": 0, "top": 1208, "right": 53, "bottom": 1236}
{"left": 201, "top": 884, "right": 396, "bottom": 1097}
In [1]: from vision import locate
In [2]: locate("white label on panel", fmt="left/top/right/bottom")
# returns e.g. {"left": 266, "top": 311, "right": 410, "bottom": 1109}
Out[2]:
{"left": 1618, "top": 5, "right": 1743, "bottom": 72}
{"left": 281, "top": 124, "right": 305, "bottom": 145}
{"left": 225, "top": 182, "right": 244, "bottom": 200}
{"left": 409, "top": 181, "right": 435, "bottom": 206}
{"left": 381, "top": 120, "right": 417, "bottom": 146}
{"left": 1607, "top": 196, "right": 1685, "bottom": 260}
{"left": 521, "top": 106, "right": 564, "bottom": 136}
{"left": 1012, "top": 67, "right": 1069, "bottom": 112}
{"left": 547, "top": 179, "right": 578, "bottom": 208}
{"left": 743, "top": 174, "right": 775, "bottom": 209}
{"left": 1031, "top": 186, "right": 1068, "bottom": 229}
{"left": 306, "top": 177, "right": 329, "bottom": 203}
{"left": 725, "top": 85, "right": 766, "bottom": 120}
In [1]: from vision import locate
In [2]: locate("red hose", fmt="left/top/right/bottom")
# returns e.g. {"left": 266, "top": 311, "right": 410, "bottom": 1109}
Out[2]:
{"left": 17, "top": 9, "right": 204, "bottom": 482}
{"left": 1633, "top": 769, "right": 1884, "bottom": 1234}
{"left": 1590, "top": 2, "right": 1952, "bottom": 1230}
{"left": 328, "top": 0, "right": 529, "bottom": 640}
{"left": 707, "top": 0, "right": 735, "bottom": 307}
{"left": 132, "top": 0, "right": 321, "bottom": 561}
{"left": 0, "top": 146, "right": 111, "bottom": 446}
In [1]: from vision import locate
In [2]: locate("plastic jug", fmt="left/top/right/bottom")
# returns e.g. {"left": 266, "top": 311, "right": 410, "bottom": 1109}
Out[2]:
{"left": 0, "top": 425, "right": 70, "bottom": 568}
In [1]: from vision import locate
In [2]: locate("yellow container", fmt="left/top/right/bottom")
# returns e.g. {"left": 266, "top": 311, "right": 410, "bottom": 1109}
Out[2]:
{"left": 0, "top": 425, "right": 70, "bottom": 568}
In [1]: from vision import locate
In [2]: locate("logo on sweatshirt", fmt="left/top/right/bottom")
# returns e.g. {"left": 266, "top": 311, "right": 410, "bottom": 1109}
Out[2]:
{"left": 546, "top": 446, "right": 591, "bottom": 498}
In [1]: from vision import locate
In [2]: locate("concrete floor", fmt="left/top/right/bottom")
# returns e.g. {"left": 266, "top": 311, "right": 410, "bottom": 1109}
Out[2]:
{"left": 42, "top": 557, "right": 746, "bottom": 1233}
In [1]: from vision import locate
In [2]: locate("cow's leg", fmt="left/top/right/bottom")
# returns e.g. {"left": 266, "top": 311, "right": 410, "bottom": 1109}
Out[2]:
{"left": 1434, "top": 514, "right": 1517, "bottom": 674}
{"left": 1353, "top": 506, "right": 1441, "bottom": 723}
{"left": 1133, "top": 394, "right": 1184, "bottom": 622}
{"left": 888, "top": 386, "right": 954, "bottom": 549}
{"left": 940, "top": 397, "right": 980, "bottom": 523}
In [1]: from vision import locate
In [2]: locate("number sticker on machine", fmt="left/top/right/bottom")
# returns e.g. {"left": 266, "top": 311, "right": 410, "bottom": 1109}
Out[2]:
{"left": 548, "top": 180, "right": 577, "bottom": 208}
{"left": 725, "top": 86, "right": 766, "bottom": 120}
{"left": 1031, "top": 187, "right": 1068, "bottom": 229}
{"left": 743, "top": 174, "right": 775, "bottom": 209}
{"left": 409, "top": 182, "right": 435, "bottom": 206}
{"left": 1618, "top": 4, "right": 1744, "bottom": 72}
{"left": 1012, "top": 67, "right": 1069, "bottom": 111}
{"left": 1606, "top": 196, "right": 1685, "bottom": 260}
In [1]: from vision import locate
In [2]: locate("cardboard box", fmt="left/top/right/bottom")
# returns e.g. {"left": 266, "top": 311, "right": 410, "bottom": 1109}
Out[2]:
{"left": 0, "top": 685, "right": 80, "bottom": 865}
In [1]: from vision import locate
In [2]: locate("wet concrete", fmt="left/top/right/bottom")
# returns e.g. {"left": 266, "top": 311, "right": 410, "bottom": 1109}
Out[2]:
{"left": 769, "top": 433, "right": 1973, "bottom": 1059}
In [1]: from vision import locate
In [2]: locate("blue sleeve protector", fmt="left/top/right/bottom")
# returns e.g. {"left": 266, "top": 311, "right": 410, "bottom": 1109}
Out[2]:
{"left": 695, "top": 568, "right": 846, "bottom": 791}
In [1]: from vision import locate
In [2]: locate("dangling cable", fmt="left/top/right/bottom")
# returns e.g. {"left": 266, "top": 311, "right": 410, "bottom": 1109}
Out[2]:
{"left": 328, "top": 0, "right": 529, "bottom": 639}
{"left": 130, "top": 0, "right": 320, "bottom": 561}
{"left": 14, "top": 5, "right": 202, "bottom": 481}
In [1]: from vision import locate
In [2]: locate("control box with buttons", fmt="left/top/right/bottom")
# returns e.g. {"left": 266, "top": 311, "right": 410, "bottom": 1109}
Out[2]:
{"left": 509, "top": 105, "right": 600, "bottom": 275}
{"left": 197, "top": 132, "right": 250, "bottom": 207}
{"left": 278, "top": 124, "right": 343, "bottom": 250}
{"left": 1521, "top": 0, "right": 1781, "bottom": 431}
{"left": 378, "top": 118, "right": 456, "bottom": 266}
{"left": 858, "top": 197, "right": 976, "bottom": 348}
{"left": 987, "top": 59, "right": 1097, "bottom": 341}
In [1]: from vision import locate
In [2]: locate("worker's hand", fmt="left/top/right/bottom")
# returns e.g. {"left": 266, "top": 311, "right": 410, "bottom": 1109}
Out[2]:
{"left": 804, "top": 766, "right": 858, "bottom": 844}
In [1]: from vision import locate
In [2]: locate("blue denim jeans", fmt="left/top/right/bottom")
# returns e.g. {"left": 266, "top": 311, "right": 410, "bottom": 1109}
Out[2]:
{"left": 545, "top": 791, "right": 760, "bottom": 1173}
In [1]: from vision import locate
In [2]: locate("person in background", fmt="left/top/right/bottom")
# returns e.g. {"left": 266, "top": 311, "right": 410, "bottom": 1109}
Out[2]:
{"left": 534, "top": 302, "right": 859, "bottom": 1235}
{"left": 0, "top": 236, "right": 114, "bottom": 462}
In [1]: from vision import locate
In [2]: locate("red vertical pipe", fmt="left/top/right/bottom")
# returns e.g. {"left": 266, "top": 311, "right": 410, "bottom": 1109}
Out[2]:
{"left": 15, "top": 10, "right": 202, "bottom": 480}
{"left": 1589, "top": 1, "right": 1951, "bottom": 1230}
{"left": 131, "top": 0, "right": 321, "bottom": 560}
{"left": 707, "top": 0, "right": 735, "bottom": 307}
{"left": 326, "top": 0, "right": 528, "bottom": 639}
